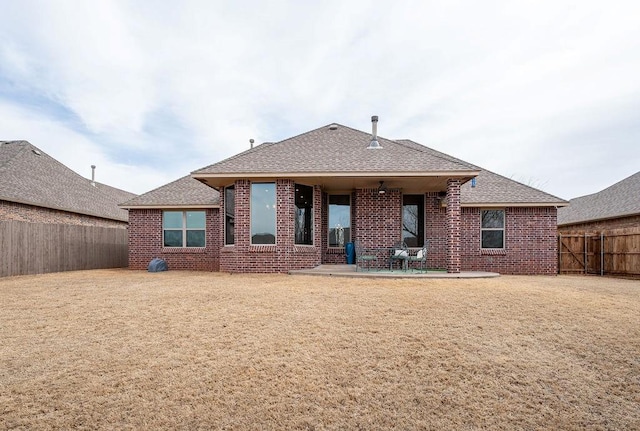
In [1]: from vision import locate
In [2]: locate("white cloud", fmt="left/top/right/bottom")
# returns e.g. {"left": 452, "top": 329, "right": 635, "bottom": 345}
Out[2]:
{"left": 0, "top": 0, "right": 638, "bottom": 199}
{"left": 0, "top": 101, "right": 174, "bottom": 194}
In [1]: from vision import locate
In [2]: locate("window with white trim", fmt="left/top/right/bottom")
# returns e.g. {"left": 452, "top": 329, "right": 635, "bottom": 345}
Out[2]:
{"left": 481, "top": 209, "right": 504, "bottom": 249}
{"left": 163, "top": 210, "right": 206, "bottom": 247}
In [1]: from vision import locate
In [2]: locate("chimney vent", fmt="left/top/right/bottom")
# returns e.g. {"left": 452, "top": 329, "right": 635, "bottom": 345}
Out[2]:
{"left": 367, "top": 115, "right": 382, "bottom": 149}
{"left": 250, "top": 139, "right": 255, "bottom": 149}
{"left": 91, "top": 165, "right": 96, "bottom": 187}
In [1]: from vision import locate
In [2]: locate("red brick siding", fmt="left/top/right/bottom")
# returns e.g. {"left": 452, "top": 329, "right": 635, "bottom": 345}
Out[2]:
{"left": 220, "top": 180, "right": 321, "bottom": 273}
{"left": 424, "top": 193, "right": 447, "bottom": 269}
{"left": 128, "top": 208, "right": 221, "bottom": 271}
{"left": 126, "top": 181, "right": 559, "bottom": 275}
{"left": 0, "top": 199, "right": 127, "bottom": 228}
{"left": 459, "top": 207, "right": 558, "bottom": 275}
{"left": 558, "top": 214, "right": 640, "bottom": 234}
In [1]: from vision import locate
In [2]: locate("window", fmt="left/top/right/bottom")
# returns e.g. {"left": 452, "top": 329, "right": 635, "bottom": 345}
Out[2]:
{"left": 295, "top": 184, "right": 313, "bottom": 245}
{"left": 251, "top": 183, "right": 276, "bottom": 244}
{"left": 225, "top": 186, "right": 234, "bottom": 245}
{"left": 328, "top": 195, "right": 350, "bottom": 247}
{"left": 481, "top": 209, "right": 505, "bottom": 249}
{"left": 403, "top": 195, "right": 424, "bottom": 247}
{"left": 163, "top": 211, "right": 206, "bottom": 247}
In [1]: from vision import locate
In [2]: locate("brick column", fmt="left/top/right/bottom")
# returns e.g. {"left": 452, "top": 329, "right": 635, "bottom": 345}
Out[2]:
{"left": 446, "top": 179, "right": 461, "bottom": 273}
{"left": 276, "top": 179, "right": 295, "bottom": 269}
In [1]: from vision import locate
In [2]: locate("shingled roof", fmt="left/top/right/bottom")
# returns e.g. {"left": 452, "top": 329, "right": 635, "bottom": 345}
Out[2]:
{"left": 123, "top": 121, "right": 567, "bottom": 208}
{"left": 193, "top": 123, "right": 478, "bottom": 174}
{"left": 120, "top": 175, "right": 219, "bottom": 208}
{"left": 0, "top": 140, "right": 136, "bottom": 222}
{"left": 557, "top": 171, "right": 640, "bottom": 226}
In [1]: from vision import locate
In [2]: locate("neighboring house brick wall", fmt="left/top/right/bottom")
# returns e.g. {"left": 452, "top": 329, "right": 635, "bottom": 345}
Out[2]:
{"left": 128, "top": 208, "right": 221, "bottom": 271}
{"left": 558, "top": 214, "right": 640, "bottom": 234}
{"left": 0, "top": 199, "right": 127, "bottom": 228}
{"left": 459, "top": 206, "right": 558, "bottom": 275}
{"left": 220, "top": 180, "right": 322, "bottom": 273}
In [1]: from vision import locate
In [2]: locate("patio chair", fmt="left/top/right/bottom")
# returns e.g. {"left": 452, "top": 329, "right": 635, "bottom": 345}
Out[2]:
{"left": 355, "top": 240, "right": 377, "bottom": 271}
{"left": 388, "top": 241, "right": 408, "bottom": 271}
{"left": 408, "top": 241, "right": 429, "bottom": 272}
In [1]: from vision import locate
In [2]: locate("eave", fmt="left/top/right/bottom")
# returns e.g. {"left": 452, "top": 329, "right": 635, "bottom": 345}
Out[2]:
{"left": 461, "top": 202, "right": 569, "bottom": 208}
{"left": 2, "top": 196, "right": 129, "bottom": 223}
{"left": 192, "top": 170, "right": 481, "bottom": 193}
{"left": 120, "top": 204, "right": 220, "bottom": 210}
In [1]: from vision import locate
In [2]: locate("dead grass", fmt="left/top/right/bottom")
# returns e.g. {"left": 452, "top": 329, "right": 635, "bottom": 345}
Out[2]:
{"left": 1, "top": 270, "right": 639, "bottom": 430}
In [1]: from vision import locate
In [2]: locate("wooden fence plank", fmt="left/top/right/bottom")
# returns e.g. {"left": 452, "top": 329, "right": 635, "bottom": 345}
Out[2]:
{"left": 558, "top": 229, "right": 640, "bottom": 278}
{"left": 0, "top": 221, "right": 128, "bottom": 277}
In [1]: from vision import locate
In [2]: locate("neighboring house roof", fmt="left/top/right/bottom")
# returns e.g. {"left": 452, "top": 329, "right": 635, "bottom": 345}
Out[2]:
{"left": 557, "top": 171, "right": 640, "bottom": 226}
{"left": 119, "top": 175, "right": 220, "bottom": 209}
{"left": 0, "top": 140, "right": 136, "bottom": 222}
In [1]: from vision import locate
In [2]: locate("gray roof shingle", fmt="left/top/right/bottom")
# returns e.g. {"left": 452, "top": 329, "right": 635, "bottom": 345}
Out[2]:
{"left": 557, "top": 171, "right": 640, "bottom": 225}
{"left": 119, "top": 175, "right": 219, "bottom": 208}
{"left": 193, "top": 124, "right": 477, "bottom": 174}
{"left": 0, "top": 140, "right": 136, "bottom": 222}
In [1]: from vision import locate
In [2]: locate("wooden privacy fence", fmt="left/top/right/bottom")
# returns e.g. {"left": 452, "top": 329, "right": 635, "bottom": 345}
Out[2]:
{"left": 558, "top": 230, "right": 640, "bottom": 277}
{"left": 0, "top": 221, "right": 128, "bottom": 277}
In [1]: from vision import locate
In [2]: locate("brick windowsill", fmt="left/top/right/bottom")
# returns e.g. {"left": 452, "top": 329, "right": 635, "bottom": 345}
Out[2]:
{"left": 162, "top": 247, "right": 207, "bottom": 254}
{"left": 480, "top": 248, "right": 507, "bottom": 256}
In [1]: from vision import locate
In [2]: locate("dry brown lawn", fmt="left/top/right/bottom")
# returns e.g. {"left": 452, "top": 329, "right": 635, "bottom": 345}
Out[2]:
{"left": 1, "top": 270, "right": 639, "bottom": 430}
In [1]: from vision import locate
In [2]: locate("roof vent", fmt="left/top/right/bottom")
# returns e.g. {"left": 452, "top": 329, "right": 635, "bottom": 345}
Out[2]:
{"left": 32, "top": 149, "right": 42, "bottom": 155}
{"left": 328, "top": 124, "right": 338, "bottom": 130}
{"left": 91, "top": 165, "right": 96, "bottom": 187}
{"left": 367, "top": 115, "right": 382, "bottom": 149}
{"left": 250, "top": 138, "right": 255, "bottom": 149}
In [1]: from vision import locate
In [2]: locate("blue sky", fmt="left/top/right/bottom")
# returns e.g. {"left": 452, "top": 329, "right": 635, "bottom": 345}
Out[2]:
{"left": 1, "top": 0, "right": 638, "bottom": 199}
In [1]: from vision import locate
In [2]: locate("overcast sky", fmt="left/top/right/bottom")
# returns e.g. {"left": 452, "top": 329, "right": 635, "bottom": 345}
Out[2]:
{"left": 1, "top": 0, "right": 638, "bottom": 199}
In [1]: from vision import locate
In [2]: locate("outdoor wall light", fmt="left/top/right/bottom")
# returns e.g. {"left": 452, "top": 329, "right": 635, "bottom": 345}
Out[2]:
{"left": 378, "top": 181, "right": 387, "bottom": 194}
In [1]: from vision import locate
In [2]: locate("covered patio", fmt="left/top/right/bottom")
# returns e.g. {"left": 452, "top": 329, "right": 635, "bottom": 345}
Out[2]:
{"left": 289, "top": 264, "right": 500, "bottom": 279}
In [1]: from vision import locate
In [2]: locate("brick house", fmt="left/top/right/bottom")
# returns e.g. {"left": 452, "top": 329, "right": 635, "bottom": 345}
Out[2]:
{"left": 122, "top": 118, "right": 567, "bottom": 274}
{"left": 558, "top": 171, "right": 640, "bottom": 234}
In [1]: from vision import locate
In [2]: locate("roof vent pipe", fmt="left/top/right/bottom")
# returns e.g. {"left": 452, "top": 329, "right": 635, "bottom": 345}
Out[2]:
{"left": 250, "top": 138, "right": 254, "bottom": 149}
{"left": 367, "top": 115, "right": 382, "bottom": 149}
{"left": 91, "top": 165, "right": 96, "bottom": 187}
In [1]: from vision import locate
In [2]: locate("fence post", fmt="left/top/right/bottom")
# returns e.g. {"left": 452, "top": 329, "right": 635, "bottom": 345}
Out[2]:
{"left": 584, "top": 233, "right": 587, "bottom": 275}
{"left": 557, "top": 233, "right": 561, "bottom": 274}
{"left": 600, "top": 232, "right": 604, "bottom": 276}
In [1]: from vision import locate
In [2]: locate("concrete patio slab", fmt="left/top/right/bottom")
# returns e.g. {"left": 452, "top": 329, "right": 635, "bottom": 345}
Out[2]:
{"left": 289, "top": 264, "right": 500, "bottom": 279}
